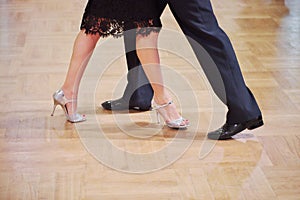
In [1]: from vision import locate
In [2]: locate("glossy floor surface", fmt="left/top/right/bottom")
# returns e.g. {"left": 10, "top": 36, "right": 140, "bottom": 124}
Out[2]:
{"left": 0, "top": 0, "right": 300, "bottom": 199}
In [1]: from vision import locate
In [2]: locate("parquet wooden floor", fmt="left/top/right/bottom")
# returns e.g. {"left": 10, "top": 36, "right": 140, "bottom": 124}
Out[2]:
{"left": 0, "top": 0, "right": 300, "bottom": 199}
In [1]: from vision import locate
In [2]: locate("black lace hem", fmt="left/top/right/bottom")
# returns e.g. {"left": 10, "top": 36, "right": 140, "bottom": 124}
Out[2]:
{"left": 80, "top": 15, "right": 161, "bottom": 38}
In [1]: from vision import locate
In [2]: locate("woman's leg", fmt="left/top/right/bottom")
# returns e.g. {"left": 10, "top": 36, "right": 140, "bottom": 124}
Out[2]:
{"left": 61, "top": 30, "right": 100, "bottom": 115}
{"left": 136, "top": 32, "right": 188, "bottom": 125}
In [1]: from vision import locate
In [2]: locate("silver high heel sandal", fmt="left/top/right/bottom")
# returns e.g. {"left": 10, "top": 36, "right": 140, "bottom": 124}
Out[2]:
{"left": 153, "top": 101, "right": 189, "bottom": 129}
{"left": 51, "top": 89, "right": 86, "bottom": 123}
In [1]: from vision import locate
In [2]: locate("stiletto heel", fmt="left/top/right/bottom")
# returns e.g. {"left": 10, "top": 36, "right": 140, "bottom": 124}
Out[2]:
{"left": 51, "top": 89, "right": 86, "bottom": 123}
{"left": 51, "top": 99, "right": 59, "bottom": 116}
{"left": 156, "top": 110, "right": 161, "bottom": 124}
{"left": 153, "top": 101, "right": 189, "bottom": 129}
{"left": 51, "top": 104, "right": 57, "bottom": 116}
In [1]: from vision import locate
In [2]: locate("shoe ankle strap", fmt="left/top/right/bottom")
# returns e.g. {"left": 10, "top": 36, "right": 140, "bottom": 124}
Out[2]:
{"left": 63, "top": 97, "right": 77, "bottom": 104}
{"left": 153, "top": 100, "right": 173, "bottom": 110}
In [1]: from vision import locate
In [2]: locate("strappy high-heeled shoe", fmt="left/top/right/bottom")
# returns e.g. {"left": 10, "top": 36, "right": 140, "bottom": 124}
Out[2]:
{"left": 51, "top": 89, "right": 86, "bottom": 123}
{"left": 153, "top": 101, "right": 189, "bottom": 129}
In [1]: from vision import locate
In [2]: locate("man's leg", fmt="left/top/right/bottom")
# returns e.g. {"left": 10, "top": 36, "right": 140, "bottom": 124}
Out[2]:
{"left": 167, "top": 0, "right": 263, "bottom": 139}
{"left": 101, "top": 1, "right": 167, "bottom": 111}
{"left": 101, "top": 30, "right": 153, "bottom": 111}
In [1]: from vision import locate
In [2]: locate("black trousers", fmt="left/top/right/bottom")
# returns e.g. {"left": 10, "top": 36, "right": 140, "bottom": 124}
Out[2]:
{"left": 123, "top": 0, "right": 261, "bottom": 124}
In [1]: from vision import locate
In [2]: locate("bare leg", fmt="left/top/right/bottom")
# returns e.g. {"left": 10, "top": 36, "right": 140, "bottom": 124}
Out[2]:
{"left": 61, "top": 30, "right": 100, "bottom": 115}
{"left": 136, "top": 32, "right": 188, "bottom": 126}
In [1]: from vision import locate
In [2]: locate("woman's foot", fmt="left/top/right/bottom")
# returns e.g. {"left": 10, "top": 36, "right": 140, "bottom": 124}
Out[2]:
{"left": 60, "top": 89, "right": 77, "bottom": 117}
{"left": 51, "top": 89, "right": 86, "bottom": 123}
{"left": 153, "top": 98, "right": 189, "bottom": 129}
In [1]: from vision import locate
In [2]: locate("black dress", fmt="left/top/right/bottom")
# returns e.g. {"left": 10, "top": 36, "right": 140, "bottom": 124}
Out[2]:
{"left": 80, "top": 0, "right": 162, "bottom": 38}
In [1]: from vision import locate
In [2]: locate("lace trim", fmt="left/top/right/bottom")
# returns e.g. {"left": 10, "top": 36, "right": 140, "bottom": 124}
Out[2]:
{"left": 134, "top": 20, "right": 161, "bottom": 37}
{"left": 80, "top": 15, "right": 161, "bottom": 38}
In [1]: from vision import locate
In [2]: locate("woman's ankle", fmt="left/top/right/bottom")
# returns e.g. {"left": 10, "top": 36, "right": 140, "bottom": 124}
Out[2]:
{"left": 61, "top": 86, "right": 77, "bottom": 100}
{"left": 153, "top": 93, "right": 172, "bottom": 105}
{"left": 154, "top": 98, "right": 171, "bottom": 105}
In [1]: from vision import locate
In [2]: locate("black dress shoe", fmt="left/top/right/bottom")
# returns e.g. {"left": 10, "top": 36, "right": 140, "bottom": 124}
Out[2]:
{"left": 207, "top": 115, "right": 264, "bottom": 140}
{"left": 101, "top": 98, "right": 151, "bottom": 111}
